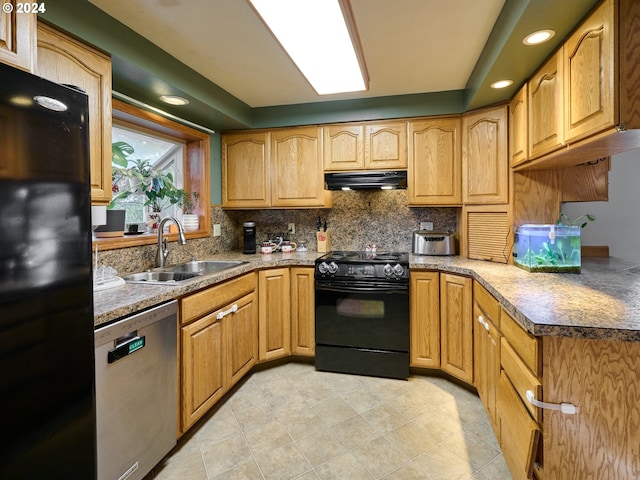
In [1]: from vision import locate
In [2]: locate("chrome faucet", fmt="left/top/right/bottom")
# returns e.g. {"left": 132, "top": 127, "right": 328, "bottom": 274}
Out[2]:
{"left": 156, "top": 216, "right": 187, "bottom": 267}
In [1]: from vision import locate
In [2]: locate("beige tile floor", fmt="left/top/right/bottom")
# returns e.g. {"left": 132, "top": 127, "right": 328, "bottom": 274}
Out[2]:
{"left": 145, "top": 362, "right": 512, "bottom": 480}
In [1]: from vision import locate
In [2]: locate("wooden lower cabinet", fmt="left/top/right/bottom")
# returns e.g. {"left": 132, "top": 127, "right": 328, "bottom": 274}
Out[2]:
{"left": 543, "top": 336, "right": 640, "bottom": 480}
{"left": 409, "top": 271, "right": 472, "bottom": 384}
{"left": 259, "top": 268, "right": 291, "bottom": 361}
{"left": 181, "top": 310, "right": 226, "bottom": 431}
{"left": 473, "top": 282, "right": 500, "bottom": 428}
{"left": 440, "top": 273, "right": 473, "bottom": 383}
{"left": 290, "top": 267, "right": 315, "bottom": 356}
{"left": 226, "top": 292, "right": 258, "bottom": 388}
{"left": 498, "top": 308, "right": 543, "bottom": 480}
{"left": 179, "top": 273, "right": 257, "bottom": 433}
{"left": 410, "top": 271, "right": 440, "bottom": 367}
{"left": 497, "top": 370, "right": 541, "bottom": 480}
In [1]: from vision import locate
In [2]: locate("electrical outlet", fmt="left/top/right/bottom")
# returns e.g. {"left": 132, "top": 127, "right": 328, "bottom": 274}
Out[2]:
{"left": 288, "top": 223, "right": 295, "bottom": 234}
{"left": 420, "top": 221, "right": 433, "bottom": 230}
{"left": 213, "top": 224, "right": 221, "bottom": 236}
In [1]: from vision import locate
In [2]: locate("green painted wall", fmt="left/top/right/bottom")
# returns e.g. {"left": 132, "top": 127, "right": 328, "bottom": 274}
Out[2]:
{"left": 210, "top": 134, "right": 222, "bottom": 205}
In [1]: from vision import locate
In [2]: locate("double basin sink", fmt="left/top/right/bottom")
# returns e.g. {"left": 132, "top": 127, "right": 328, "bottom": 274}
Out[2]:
{"left": 122, "top": 260, "right": 248, "bottom": 285}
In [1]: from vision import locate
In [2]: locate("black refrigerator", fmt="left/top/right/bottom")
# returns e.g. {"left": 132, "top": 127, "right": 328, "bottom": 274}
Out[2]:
{"left": 0, "top": 62, "right": 96, "bottom": 478}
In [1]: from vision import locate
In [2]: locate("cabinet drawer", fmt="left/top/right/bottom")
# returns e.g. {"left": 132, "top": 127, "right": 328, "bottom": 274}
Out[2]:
{"left": 498, "top": 371, "right": 541, "bottom": 480}
{"left": 501, "top": 308, "right": 541, "bottom": 376}
{"left": 474, "top": 281, "right": 500, "bottom": 325}
{"left": 501, "top": 338, "right": 542, "bottom": 423}
{"left": 181, "top": 273, "right": 256, "bottom": 324}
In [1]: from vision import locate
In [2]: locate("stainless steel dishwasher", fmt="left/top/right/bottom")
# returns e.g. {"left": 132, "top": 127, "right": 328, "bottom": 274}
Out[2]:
{"left": 95, "top": 301, "right": 177, "bottom": 480}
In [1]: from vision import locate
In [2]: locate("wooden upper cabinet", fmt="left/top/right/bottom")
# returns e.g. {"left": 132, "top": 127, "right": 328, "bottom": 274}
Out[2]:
{"left": 509, "top": 85, "right": 528, "bottom": 167}
{"left": 271, "top": 127, "right": 326, "bottom": 207}
{"left": 365, "top": 121, "right": 407, "bottom": 170}
{"left": 36, "top": 23, "right": 112, "bottom": 205}
{"left": 462, "top": 106, "right": 508, "bottom": 204}
{"left": 222, "top": 131, "right": 271, "bottom": 208}
{"left": 408, "top": 117, "right": 461, "bottom": 206}
{"left": 529, "top": 49, "right": 564, "bottom": 159}
{"left": 564, "top": 0, "right": 615, "bottom": 143}
{"left": 0, "top": 4, "right": 35, "bottom": 71}
{"left": 323, "top": 124, "right": 365, "bottom": 171}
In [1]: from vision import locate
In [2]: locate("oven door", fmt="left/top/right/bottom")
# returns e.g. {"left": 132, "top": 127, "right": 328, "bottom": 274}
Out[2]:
{"left": 315, "top": 281, "right": 409, "bottom": 351}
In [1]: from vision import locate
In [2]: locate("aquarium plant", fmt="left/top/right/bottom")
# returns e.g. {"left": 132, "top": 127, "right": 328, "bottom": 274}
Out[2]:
{"left": 513, "top": 214, "right": 595, "bottom": 273}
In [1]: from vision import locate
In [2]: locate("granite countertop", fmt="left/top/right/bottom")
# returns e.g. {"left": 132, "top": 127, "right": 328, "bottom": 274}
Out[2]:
{"left": 95, "top": 251, "right": 640, "bottom": 342}
{"left": 410, "top": 255, "right": 640, "bottom": 342}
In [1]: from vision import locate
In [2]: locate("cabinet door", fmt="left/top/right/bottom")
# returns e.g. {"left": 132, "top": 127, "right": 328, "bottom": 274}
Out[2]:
{"left": 473, "top": 303, "right": 500, "bottom": 428}
{"left": 291, "top": 267, "right": 315, "bottom": 356}
{"left": 323, "top": 124, "right": 365, "bottom": 171}
{"left": 409, "top": 271, "right": 440, "bottom": 367}
{"left": 271, "top": 127, "right": 326, "bottom": 207}
{"left": 462, "top": 106, "right": 508, "bottom": 204}
{"left": 408, "top": 118, "right": 461, "bottom": 205}
{"left": 181, "top": 312, "right": 225, "bottom": 431}
{"left": 564, "top": 0, "right": 615, "bottom": 143}
{"left": 365, "top": 121, "right": 407, "bottom": 170}
{"left": 497, "top": 371, "right": 541, "bottom": 480}
{"left": 222, "top": 132, "right": 271, "bottom": 208}
{"left": 440, "top": 273, "right": 473, "bottom": 383}
{"left": 259, "top": 268, "right": 291, "bottom": 361}
{"left": 529, "top": 49, "right": 564, "bottom": 159}
{"left": 225, "top": 292, "right": 257, "bottom": 388}
{"left": 0, "top": 3, "right": 35, "bottom": 71}
{"left": 509, "top": 84, "right": 528, "bottom": 167}
{"left": 36, "top": 23, "right": 113, "bottom": 205}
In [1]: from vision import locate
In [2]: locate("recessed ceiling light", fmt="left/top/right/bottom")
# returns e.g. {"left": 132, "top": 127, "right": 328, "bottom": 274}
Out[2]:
{"left": 523, "top": 29, "right": 556, "bottom": 46}
{"left": 490, "top": 80, "right": 513, "bottom": 89}
{"left": 160, "top": 95, "right": 190, "bottom": 106}
{"left": 248, "top": 0, "right": 368, "bottom": 95}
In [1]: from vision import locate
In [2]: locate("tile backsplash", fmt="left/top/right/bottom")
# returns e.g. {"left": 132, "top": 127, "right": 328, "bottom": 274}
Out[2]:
{"left": 96, "top": 190, "right": 458, "bottom": 275}
{"left": 226, "top": 190, "right": 458, "bottom": 252}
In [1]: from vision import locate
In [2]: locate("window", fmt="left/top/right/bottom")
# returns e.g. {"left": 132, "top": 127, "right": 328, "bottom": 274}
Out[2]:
{"left": 94, "top": 99, "right": 211, "bottom": 251}
{"left": 111, "top": 124, "right": 186, "bottom": 226}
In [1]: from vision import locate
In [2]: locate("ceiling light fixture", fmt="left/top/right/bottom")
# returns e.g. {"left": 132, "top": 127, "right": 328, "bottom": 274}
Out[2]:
{"left": 523, "top": 29, "right": 556, "bottom": 46}
{"left": 490, "top": 80, "right": 513, "bottom": 89}
{"left": 248, "top": 0, "right": 368, "bottom": 95}
{"left": 160, "top": 95, "right": 190, "bottom": 106}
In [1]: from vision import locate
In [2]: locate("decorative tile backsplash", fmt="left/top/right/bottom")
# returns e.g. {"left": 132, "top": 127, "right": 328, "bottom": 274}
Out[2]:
{"left": 226, "top": 190, "right": 458, "bottom": 252}
{"left": 96, "top": 190, "right": 458, "bottom": 275}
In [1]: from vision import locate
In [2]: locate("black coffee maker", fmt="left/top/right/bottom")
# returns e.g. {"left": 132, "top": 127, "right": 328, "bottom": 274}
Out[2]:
{"left": 243, "top": 221, "right": 256, "bottom": 253}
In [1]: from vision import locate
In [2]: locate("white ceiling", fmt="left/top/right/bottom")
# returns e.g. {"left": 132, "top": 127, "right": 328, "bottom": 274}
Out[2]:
{"left": 89, "top": 0, "right": 506, "bottom": 108}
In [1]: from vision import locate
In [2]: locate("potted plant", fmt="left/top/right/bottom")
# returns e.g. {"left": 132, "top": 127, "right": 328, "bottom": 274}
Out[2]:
{"left": 178, "top": 191, "right": 200, "bottom": 231}
{"left": 110, "top": 141, "right": 185, "bottom": 231}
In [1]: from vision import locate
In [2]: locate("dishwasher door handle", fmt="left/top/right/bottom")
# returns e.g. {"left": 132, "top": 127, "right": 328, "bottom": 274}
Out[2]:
{"left": 107, "top": 335, "right": 146, "bottom": 364}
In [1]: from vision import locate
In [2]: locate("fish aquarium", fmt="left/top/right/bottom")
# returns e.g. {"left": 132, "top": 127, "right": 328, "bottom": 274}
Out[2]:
{"left": 513, "top": 224, "right": 581, "bottom": 273}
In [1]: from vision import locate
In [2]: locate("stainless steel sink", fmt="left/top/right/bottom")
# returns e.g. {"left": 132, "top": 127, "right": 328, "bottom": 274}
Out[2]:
{"left": 122, "top": 271, "right": 203, "bottom": 285}
{"left": 123, "top": 260, "right": 248, "bottom": 285}
{"left": 164, "top": 260, "right": 248, "bottom": 275}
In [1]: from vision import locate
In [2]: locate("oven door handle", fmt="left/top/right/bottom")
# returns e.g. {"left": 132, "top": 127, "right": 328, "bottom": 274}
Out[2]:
{"left": 315, "top": 283, "right": 408, "bottom": 294}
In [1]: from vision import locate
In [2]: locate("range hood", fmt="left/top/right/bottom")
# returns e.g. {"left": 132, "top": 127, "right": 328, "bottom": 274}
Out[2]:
{"left": 324, "top": 171, "right": 407, "bottom": 190}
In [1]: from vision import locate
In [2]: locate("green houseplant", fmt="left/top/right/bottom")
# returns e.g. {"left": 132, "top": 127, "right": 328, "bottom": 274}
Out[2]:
{"left": 178, "top": 191, "right": 200, "bottom": 231}
{"left": 110, "top": 141, "right": 184, "bottom": 211}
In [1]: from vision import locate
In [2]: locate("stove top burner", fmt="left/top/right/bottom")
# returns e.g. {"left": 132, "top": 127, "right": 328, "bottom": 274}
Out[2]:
{"left": 319, "top": 251, "right": 409, "bottom": 263}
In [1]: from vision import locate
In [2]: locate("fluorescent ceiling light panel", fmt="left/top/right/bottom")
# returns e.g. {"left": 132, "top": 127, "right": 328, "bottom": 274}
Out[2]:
{"left": 249, "top": 0, "right": 368, "bottom": 95}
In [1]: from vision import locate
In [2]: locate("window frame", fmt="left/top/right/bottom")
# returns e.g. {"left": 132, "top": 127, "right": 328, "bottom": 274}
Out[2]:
{"left": 94, "top": 98, "right": 211, "bottom": 251}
